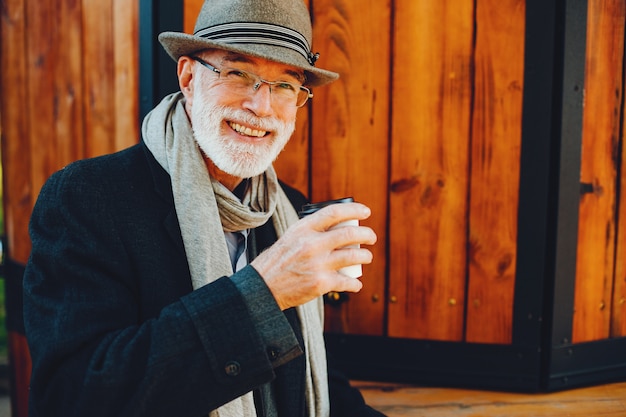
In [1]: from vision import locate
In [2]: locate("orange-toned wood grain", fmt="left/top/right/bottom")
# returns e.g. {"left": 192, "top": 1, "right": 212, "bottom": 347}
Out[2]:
{"left": 113, "top": 0, "right": 140, "bottom": 150}
{"left": 82, "top": 0, "right": 115, "bottom": 158}
{"left": 613, "top": 5, "right": 626, "bottom": 337}
{"left": 25, "top": 0, "right": 62, "bottom": 232}
{"left": 309, "top": 0, "right": 390, "bottom": 336}
{"left": 2, "top": 2, "right": 141, "bottom": 414}
{"left": 465, "top": 0, "right": 525, "bottom": 344}
{"left": 184, "top": 0, "right": 203, "bottom": 34}
{"left": 273, "top": 105, "right": 311, "bottom": 196}
{"left": 573, "top": 0, "right": 625, "bottom": 343}
{"left": 1, "top": 0, "right": 32, "bottom": 265}
{"left": 8, "top": 333, "right": 31, "bottom": 417}
{"left": 355, "top": 380, "right": 626, "bottom": 417}
{"left": 388, "top": 0, "right": 473, "bottom": 341}
{"left": 273, "top": 0, "right": 311, "bottom": 195}
{"left": 58, "top": 0, "right": 86, "bottom": 160}
{"left": 614, "top": 103, "right": 626, "bottom": 337}
{"left": 1, "top": 1, "right": 33, "bottom": 415}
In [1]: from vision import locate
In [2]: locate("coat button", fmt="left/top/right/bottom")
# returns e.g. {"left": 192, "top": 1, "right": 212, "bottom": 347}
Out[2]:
{"left": 224, "top": 361, "right": 241, "bottom": 377}
{"left": 267, "top": 347, "right": 280, "bottom": 361}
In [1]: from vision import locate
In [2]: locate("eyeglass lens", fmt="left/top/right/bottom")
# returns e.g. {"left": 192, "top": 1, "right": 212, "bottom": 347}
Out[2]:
{"left": 218, "top": 68, "right": 310, "bottom": 107}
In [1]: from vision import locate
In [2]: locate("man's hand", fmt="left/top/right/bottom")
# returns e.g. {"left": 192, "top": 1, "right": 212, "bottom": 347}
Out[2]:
{"left": 250, "top": 202, "right": 377, "bottom": 310}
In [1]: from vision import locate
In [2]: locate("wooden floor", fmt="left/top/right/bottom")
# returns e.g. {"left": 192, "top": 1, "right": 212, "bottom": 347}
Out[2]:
{"left": 353, "top": 380, "right": 626, "bottom": 416}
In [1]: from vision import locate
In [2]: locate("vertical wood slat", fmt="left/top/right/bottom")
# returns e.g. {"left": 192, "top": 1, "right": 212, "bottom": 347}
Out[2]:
{"left": 51, "top": 0, "right": 85, "bottom": 183}
{"left": 273, "top": 106, "right": 311, "bottom": 196}
{"left": 1, "top": 0, "right": 32, "bottom": 265}
{"left": 613, "top": 1, "right": 626, "bottom": 337}
{"left": 273, "top": 0, "right": 310, "bottom": 196}
{"left": 25, "top": 0, "right": 60, "bottom": 230}
{"left": 114, "top": 0, "right": 140, "bottom": 150}
{"left": 614, "top": 67, "right": 626, "bottom": 337}
{"left": 1, "top": 1, "right": 140, "bottom": 414}
{"left": 82, "top": 0, "right": 115, "bottom": 158}
{"left": 184, "top": 0, "right": 203, "bottom": 34}
{"left": 388, "top": 0, "right": 473, "bottom": 341}
{"left": 1, "top": 1, "right": 33, "bottom": 415}
{"left": 614, "top": 76, "right": 626, "bottom": 337}
{"left": 465, "top": 0, "right": 525, "bottom": 344}
{"left": 8, "top": 333, "right": 31, "bottom": 417}
{"left": 309, "top": 0, "right": 390, "bottom": 336}
{"left": 574, "top": 0, "right": 626, "bottom": 343}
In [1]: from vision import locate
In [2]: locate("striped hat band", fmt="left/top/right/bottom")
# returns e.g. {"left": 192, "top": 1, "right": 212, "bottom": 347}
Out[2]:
{"left": 195, "top": 22, "right": 319, "bottom": 65}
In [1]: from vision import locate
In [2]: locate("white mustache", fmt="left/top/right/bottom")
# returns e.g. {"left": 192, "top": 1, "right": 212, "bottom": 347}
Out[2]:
{"left": 215, "top": 106, "right": 286, "bottom": 133}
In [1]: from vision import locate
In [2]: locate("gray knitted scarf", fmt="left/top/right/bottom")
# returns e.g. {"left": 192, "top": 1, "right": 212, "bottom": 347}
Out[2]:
{"left": 141, "top": 92, "right": 329, "bottom": 417}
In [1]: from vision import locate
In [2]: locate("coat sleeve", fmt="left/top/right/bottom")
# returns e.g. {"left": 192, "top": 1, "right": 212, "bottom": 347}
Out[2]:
{"left": 23, "top": 161, "right": 300, "bottom": 417}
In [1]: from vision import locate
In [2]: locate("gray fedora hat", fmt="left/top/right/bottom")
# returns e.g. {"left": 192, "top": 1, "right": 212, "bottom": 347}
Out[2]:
{"left": 158, "top": 0, "right": 339, "bottom": 87}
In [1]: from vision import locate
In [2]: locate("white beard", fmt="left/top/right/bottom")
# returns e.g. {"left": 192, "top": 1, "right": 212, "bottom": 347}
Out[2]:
{"left": 190, "top": 80, "right": 296, "bottom": 179}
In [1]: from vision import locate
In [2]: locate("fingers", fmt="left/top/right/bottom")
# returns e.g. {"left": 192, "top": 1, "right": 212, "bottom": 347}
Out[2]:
{"left": 331, "top": 245, "right": 373, "bottom": 268}
{"left": 300, "top": 202, "right": 372, "bottom": 232}
{"left": 329, "top": 272, "right": 364, "bottom": 293}
{"left": 325, "top": 222, "right": 377, "bottom": 248}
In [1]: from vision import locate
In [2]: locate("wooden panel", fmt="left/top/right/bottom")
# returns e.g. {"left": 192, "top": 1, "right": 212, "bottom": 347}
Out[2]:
{"left": 611, "top": 83, "right": 626, "bottom": 337}
{"left": 55, "top": 0, "right": 86, "bottom": 165}
{"left": 1, "top": 2, "right": 140, "bottom": 413}
{"left": 1, "top": 0, "right": 32, "bottom": 265}
{"left": 113, "top": 0, "right": 140, "bottom": 150}
{"left": 613, "top": 18, "right": 626, "bottom": 338}
{"left": 8, "top": 333, "right": 31, "bottom": 417}
{"left": 274, "top": 107, "right": 311, "bottom": 196}
{"left": 310, "top": 0, "right": 390, "bottom": 336}
{"left": 465, "top": 0, "right": 525, "bottom": 344}
{"left": 573, "top": 0, "right": 625, "bottom": 343}
{"left": 273, "top": 0, "right": 310, "bottom": 195}
{"left": 1, "top": 3, "right": 32, "bottom": 417}
{"left": 25, "top": 0, "right": 62, "bottom": 234}
{"left": 388, "top": 0, "right": 473, "bottom": 341}
{"left": 184, "top": 0, "right": 203, "bottom": 34}
{"left": 82, "top": 0, "right": 115, "bottom": 158}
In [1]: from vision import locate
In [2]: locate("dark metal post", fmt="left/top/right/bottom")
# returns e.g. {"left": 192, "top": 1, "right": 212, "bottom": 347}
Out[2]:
{"left": 139, "top": 0, "right": 184, "bottom": 122}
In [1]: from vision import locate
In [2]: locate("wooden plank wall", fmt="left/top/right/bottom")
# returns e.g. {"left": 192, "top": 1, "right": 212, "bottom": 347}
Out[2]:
{"left": 193, "top": 0, "right": 525, "bottom": 344}
{"left": 574, "top": 0, "right": 626, "bottom": 343}
{"left": 1, "top": 0, "right": 139, "bottom": 264}
{"left": 0, "top": 1, "right": 139, "bottom": 416}
{"left": 186, "top": 0, "right": 391, "bottom": 336}
{"left": 307, "top": 0, "right": 390, "bottom": 336}
{"left": 387, "top": 1, "right": 474, "bottom": 341}
{"left": 119, "top": 0, "right": 626, "bottom": 346}
{"left": 387, "top": 0, "right": 525, "bottom": 344}
{"left": 285, "top": 0, "right": 521, "bottom": 343}
{"left": 2, "top": 2, "right": 626, "bottom": 415}
{"left": 465, "top": 0, "right": 525, "bottom": 344}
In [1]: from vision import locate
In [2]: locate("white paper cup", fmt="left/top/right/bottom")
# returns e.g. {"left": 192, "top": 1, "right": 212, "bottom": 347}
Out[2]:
{"left": 299, "top": 197, "right": 363, "bottom": 278}
{"left": 329, "top": 219, "right": 362, "bottom": 278}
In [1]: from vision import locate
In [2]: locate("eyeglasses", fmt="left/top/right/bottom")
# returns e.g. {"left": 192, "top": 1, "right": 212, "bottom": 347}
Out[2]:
{"left": 191, "top": 56, "right": 313, "bottom": 108}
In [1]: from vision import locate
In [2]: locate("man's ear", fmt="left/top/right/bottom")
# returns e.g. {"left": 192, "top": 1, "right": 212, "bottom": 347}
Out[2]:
{"left": 177, "top": 56, "right": 195, "bottom": 105}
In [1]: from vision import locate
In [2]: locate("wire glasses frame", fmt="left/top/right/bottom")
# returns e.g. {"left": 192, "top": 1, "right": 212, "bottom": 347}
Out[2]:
{"left": 190, "top": 56, "right": 313, "bottom": 108}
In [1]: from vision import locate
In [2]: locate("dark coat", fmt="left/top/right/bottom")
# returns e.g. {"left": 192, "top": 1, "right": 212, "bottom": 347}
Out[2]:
{"left": 23, "top": 142, "right": 383, "bottom": 417}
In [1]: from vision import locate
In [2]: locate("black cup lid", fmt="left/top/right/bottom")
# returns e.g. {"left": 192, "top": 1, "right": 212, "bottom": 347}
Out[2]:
{"left": 299, "top": 197, "right": 354, "bottom": 218}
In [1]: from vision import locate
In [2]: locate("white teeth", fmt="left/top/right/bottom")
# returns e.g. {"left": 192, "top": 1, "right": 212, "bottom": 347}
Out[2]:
{"left": 229, "top": 122, "right": 267, "bottom": 138}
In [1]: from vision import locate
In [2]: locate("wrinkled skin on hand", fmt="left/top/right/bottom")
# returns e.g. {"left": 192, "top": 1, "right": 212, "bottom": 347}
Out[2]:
{"left": 251, "top": 202, "right": 377, "bottom": 310}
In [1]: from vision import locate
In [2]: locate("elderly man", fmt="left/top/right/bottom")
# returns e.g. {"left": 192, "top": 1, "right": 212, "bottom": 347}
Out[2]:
{"left": 23, "top": 0, "right": 384, "bottom": 416}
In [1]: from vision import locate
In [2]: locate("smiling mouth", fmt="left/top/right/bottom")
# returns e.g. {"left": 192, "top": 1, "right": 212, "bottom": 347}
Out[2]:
{"left": 228, "top": 121, "right": 268, "bottom": 138}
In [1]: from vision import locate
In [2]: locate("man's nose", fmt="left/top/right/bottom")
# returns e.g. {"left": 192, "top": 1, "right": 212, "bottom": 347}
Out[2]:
{"left": 243, "top": 81, "right": 273, "bottom": 117}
